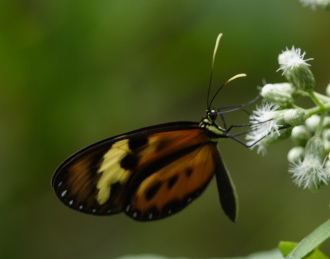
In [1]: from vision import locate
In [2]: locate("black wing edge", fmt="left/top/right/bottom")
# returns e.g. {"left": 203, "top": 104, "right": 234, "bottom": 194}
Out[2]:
{"left": 214, "top": 153, "right": 238, "bottom": 222}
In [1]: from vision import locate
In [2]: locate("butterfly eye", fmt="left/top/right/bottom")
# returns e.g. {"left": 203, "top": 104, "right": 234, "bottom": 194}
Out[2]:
{"left": 208, "top": 110, "right": 218, "bottom": 121}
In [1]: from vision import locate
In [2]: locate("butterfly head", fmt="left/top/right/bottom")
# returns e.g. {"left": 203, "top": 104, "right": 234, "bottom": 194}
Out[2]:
{"left": 199, "top": 109, "right": 226, "bottom": 139}
{"left": 199, "top": 109, "right": 218, "bottom": 126}
{"left": 207, "top": 109, "right": 218, "bottom": 121}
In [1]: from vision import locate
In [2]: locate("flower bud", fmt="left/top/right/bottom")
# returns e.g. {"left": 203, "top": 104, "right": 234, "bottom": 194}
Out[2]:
{"left": 291, "top": 125, "right": 310, "bottom": 146}
{"left": 325, "top": 155, "right": 330, "bottom": 168}
{"left": 322, "top": 129, "right": 330, "bottom": 152}
{"left": 323, "top": 116, "right": 330, "bottom": 128}
{"left": 287, "top": 146, "right": 305, "bottom": 163}
{"left": 305, "top": 114, "right": 321, "bottom": 132}
{"left": 323, "top": 129, "right": 330, "bottom": 141}
{"left": 324, "top": 141, "right": 330, "bottom": 153}
{"left": 326, "top": 84, "right": 330, "bottom": 97}
{"left": 289, "top": 64, "right": 315, "bottom": 92}
{"left": 260, "top": 83, "right": 294, "bottom": 107}
{"left": 305, "top": 136, "right": 325, "bottom": 159}
{"left": 284, "top": 109, "right": 306, "bottom": 126}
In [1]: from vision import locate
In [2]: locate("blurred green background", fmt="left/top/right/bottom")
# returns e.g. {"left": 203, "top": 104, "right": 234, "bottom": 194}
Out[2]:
{"left": 1, "top": 0, "right": 330, "bottom": 258}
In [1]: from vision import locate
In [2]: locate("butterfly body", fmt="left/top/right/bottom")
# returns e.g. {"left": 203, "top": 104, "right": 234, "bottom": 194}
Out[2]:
{"left": 52, "top": 110, "right": 238, "bottom": 221}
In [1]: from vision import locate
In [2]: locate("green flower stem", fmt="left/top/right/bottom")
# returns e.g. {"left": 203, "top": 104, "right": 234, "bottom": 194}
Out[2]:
{"left": 305, "top": 92, "right": 330, "bottom": 118}
{"left": 309, "top": 91, "right": 326, "bottom": 109}
{"left": 316, "top": 113, "right": 326, "bottom": 137}
{"left": 313, "top": 91, "right": 330, "bottom": 104}
{"left": 305, "top": 105, "right": 330, "bottom": 117}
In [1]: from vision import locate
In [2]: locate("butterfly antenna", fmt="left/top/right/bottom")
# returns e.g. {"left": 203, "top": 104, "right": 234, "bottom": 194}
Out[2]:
{"left": 207, "top": 33, "right": 223, "bottom": 109}
{"left": 208, "top": 73, "right": 247, "bottom": 109}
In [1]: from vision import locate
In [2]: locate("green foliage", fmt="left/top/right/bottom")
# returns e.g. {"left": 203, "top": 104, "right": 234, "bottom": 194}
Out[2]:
{"left": 279, "top": 219, "right": 330, "bottom": 259}
{"left": 280, "top": 242, "right": 328, "bottom": 259}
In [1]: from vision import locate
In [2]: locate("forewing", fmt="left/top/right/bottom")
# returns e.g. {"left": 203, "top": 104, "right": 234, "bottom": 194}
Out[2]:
{"left": 52, "top": 122, "right": 204, "bottom": 216}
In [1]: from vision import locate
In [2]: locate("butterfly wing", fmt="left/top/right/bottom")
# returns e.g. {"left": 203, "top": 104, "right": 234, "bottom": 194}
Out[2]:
{"left": 52, "top": 121, "right": 237, "bottom": 221}
{"left": 214, "top": 154, "right": 238, "bottom": 222}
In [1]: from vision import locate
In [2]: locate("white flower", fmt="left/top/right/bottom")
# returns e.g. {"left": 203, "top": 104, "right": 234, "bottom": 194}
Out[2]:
{"left": 299, "top": 0, "right": 330, "bottom": 9}
{"left": 246, "top": 131, "right": 268, "bottom": 155}
{"left": 289, "top": 154, "right": 329, "bottom": 189}
{"left": 246, "top": 102, "right": 281, "bottom": 154}
{"left": 277, "top": 47, "right": 313, "bottom": 75}
{"left": 249, "top": 102, "right": 281, "bottom": 137}
{"left": 277, "top": 47, "right": 315, "bottom": 92}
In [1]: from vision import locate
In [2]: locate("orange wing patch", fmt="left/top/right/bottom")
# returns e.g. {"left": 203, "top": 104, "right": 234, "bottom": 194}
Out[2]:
{"left": 128, "top": 143, "right": 219, "bottom": 220}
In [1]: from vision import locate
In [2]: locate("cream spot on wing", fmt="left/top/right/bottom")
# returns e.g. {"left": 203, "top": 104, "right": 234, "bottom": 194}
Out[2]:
{"left": 61, "top": 190, "right": 67, "bottom": 197}
{"left": 96, "top": 139, "right": 132, "bottom": 205}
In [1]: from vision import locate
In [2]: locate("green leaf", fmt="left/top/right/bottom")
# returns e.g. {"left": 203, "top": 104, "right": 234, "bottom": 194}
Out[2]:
{"left": 283, "top": 219, "right": 330, "bottom": 259}
{"left": 280, "top": 241, "right": 329, "bottom": 259}
{"left": 304, "top": 249, "right": 329, "bottom": 259}
{"left": 279, "top": 241, "right": 298, "bottom": 257}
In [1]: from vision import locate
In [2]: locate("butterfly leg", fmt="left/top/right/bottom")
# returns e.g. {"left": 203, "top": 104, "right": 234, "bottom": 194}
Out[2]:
{"left": 216, "top": 95, "right": 260, "bottom": 131}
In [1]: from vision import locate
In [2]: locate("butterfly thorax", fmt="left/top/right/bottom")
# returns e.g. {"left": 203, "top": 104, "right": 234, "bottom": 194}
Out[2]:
{"left": 199, "top": 109, "right": 226, "bottom": 141}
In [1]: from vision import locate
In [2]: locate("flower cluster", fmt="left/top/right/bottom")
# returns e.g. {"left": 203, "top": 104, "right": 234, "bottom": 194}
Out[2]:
{"left": 247, "top": 46, "right": 330, "bottom": 190}
{"left": 299, "top": 0, "right": 330, "bottom": 10}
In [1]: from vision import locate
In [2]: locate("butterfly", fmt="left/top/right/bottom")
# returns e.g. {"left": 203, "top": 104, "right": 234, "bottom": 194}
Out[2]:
{"left": 52, "top": 34, "right": 254, "bottom": 222}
